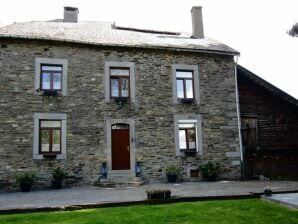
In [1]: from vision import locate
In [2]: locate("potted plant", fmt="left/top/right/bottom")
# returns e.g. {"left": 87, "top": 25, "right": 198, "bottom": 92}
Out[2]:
{"left": 15, "top": 172, "right": 36, "bottom": 192}
{"left": 146, "top": 189, "right": 171, "bottom": 200}
{"left": 51, "top": 167, "right": 67, "bottom": 189}
{"left": 199, "top": 160, "right": 221, "bottom": 181}
{"left": 165, "top": 164, "right": 180, "bottom": 183}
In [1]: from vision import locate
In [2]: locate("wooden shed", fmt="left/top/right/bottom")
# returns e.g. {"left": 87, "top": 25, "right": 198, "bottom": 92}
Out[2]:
{"left": 237, "top": 65, "right": 298, "bottom": 180}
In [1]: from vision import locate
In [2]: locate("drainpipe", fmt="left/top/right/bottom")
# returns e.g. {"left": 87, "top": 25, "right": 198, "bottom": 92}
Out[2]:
{"left": 234, "top": 56, "right": 244, "bottom": 180}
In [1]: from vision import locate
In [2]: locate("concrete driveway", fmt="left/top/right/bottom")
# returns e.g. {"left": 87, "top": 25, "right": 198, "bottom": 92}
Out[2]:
{"left": 0, "top": 181, "right": 297, "bottom": 212}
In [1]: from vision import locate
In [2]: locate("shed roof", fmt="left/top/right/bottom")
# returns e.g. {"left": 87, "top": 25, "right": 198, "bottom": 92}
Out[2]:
{"left": 0, "top": 21, "right": 239, "bottom": 55}
{"left": 237, "top": 65, "right": 298, "bottom": 107}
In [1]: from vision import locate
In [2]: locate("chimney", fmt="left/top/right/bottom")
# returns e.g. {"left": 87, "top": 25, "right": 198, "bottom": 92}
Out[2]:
{"left": 63, "top": 7, "right": 79, "bottom": 23}
{"left": 191, "top": 6, "right": 204, "bottom": 39}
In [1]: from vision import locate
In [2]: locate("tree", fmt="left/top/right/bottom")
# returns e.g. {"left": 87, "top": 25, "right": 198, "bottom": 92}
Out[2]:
{"left": 288, "top": 23, "right": 298, "bottom": 37}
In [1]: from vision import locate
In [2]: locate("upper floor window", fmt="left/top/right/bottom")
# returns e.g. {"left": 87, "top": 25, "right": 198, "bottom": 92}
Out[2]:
{"left": 110, "top": 68, "right": 130, "bottom": 98}
{"left": 105, "top": 61, "right": 135, "bottom": 103}
{"left": 41, "top": 65, "right": 63, "bottom": 91}
{"left": 176, "top": 70, "right": 194, "bottom": 99}
{"left": 35, "top": 58, "right": 68, "bottom": 96}
{"left": 172, "top": 64, "right": 200, "bottom": 104}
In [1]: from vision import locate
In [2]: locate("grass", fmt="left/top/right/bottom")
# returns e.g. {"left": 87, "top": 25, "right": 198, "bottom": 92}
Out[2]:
{"left": 0, "top": 199, "right": 297, "bottom": 224}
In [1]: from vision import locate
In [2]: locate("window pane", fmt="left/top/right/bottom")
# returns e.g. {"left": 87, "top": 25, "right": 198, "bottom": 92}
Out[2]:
{"left": 53, "top": 73, "right": 62, "bottom": 90}
{"left": 121, "top": 78, "right": 129, "bottom": 97}
{"left": 179, "top": 123, "right": 195, "bottom": 128}
{"left": 176, "top": 71, "right": 193, "bottom": 78}
{"left": 185, "top": 80, "right": 194, "bottom": 98}
{"left": 111, "top": 69, "right": 129, "bottom": 76}
{"left": 177, "top": 80, "right": 184, "bottom": 98}
{"left": 188, "top": 129, "right": 196, "bottom": 149}
{"left": 41, "top": 130, "right": 50, "bottom": 152}
{"left": 120, "top": 69, "right": 129, "bottom": 76}
{"left": 110, "top": 69, "right": 121, "bottom": 76}
{"left": 111, "top": 79, "right": 119, "bottom": 97}
{"left": 52, "top": 130, "right": 61, "bottom": 152}
{"left": 42, "top": 65, "right": 62, "bottom": 71}
{"left": 41, "top": 120, "right": 61, "bottom": 128}
{"left": 41, "top": 72, "right": 51, "bottom": 89}
{"left": 179, "top": 130, "right": 187, "bottom": 149}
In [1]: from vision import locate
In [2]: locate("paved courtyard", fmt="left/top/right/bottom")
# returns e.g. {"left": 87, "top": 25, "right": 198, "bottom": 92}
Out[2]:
{"left": 0, "top": 181, "right": 297, "bottom": 212}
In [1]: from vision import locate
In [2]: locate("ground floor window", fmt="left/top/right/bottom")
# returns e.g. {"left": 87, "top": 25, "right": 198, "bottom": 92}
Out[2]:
{"left": 174, "top": 114, "right": 203, "bottom": 156}
{"left": 33, "top": 113, "right": 67, "bottom": 160}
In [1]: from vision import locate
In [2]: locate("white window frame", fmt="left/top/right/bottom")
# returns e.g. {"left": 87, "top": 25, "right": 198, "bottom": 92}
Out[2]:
{"left": 35, "top": 58, "right": 68, "bottom": 96}
{"left": 174, "top": 114, "right": 203, "bottom": 156}
{"left": 104, "top": 61, "right": 135, "bottom": 103}
{"left": 33, "top": 113, "right": 67, "bottom": 160}
{"left": 172, "top": 64, "right": 200, "bottom": 104}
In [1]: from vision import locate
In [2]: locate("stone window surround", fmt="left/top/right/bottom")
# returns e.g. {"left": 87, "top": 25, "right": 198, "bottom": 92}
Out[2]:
{"left": 106, "top": 118, "right": 136, "bottom": 174}
{"left": 174, "top": 114, "right": 203, "bottom": 157}
{"left": 33, "top": 113, "right": 67, "bottom": 160}
{"left": 105, "top": 61, "right": 135, "bottom": 103}
{"left": 172, "top": 64, "right": 200, "bottom": 104}
{"left": 35, "top": 58, "right": 68, "bottom": 96}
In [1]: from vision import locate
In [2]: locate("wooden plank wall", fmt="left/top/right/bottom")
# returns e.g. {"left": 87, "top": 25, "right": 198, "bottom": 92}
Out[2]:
{"left": 238, "top": 69, "right": 298, "bottom": 180}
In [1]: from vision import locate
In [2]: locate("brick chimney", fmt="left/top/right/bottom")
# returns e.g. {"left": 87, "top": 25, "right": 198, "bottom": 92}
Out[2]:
{"left": 191, "top": 6, "right": 204, "bottom": 39}
{"left": 63, "top": 7, "right": 79, "bottom": 23}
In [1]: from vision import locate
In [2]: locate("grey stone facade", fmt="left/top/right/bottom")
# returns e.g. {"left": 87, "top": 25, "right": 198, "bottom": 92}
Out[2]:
{"left": 0, "top": 39, "right": 241, "bottom": 188}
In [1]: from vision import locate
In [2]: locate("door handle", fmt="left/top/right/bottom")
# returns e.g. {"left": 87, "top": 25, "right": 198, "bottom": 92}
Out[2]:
{"left": 127, "top": 146, "right": 130, "bottom": 151}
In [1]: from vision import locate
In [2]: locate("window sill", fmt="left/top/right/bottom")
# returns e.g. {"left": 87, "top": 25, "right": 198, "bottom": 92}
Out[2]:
{"left": 179, "top": 98, "right": 194, "bottom": 104}
{"left": 36, "top": 89, "right": 63, "bottom": 96}
{"left": 181, "top": 150, "right": 197, "bottom": 157}
{"left": 113, "top": 97, "right": 129, "bottom": 103}
{"left": 42, "top": 154, "right": 58, "bottom": 159}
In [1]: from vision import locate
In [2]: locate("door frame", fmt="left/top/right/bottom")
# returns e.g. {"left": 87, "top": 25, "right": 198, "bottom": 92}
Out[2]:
{"left": 106, "top": 118, "right": 135, "bottom": 174}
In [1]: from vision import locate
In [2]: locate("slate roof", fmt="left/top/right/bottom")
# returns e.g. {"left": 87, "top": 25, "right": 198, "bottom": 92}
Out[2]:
{"left": 0, "top": 21, "right": 239, "bottom": 55}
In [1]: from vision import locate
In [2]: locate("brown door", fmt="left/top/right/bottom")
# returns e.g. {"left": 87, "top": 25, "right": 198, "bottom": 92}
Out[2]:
{"left": 241, "top": 117, "right": 258, "bottom": 179}
{"left": 112, "top": 124, "right": 130, "bottom": 170}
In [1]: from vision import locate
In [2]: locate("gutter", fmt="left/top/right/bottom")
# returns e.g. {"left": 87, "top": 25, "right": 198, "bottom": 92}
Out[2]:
{"left": 234, "top": 57, "right": 244, "bottom": 179}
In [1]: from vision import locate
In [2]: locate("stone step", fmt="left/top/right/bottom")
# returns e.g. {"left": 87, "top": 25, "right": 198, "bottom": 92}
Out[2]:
{"left": 94, "top": 177, "right": 147, "bottom": 188}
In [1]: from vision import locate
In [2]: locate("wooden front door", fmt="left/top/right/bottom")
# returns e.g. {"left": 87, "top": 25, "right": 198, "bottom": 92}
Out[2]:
{"left": 111, "top": 124, "right": 130, "bottom": 170}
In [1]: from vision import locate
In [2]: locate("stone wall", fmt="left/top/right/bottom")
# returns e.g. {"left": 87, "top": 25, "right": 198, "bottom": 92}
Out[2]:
{"left": 0, "top": 39, "right": 241, "bottom": 189}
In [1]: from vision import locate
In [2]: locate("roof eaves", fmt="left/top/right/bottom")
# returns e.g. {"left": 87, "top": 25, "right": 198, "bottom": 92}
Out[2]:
{"left": 0, "top": 34, "right": 239, "bottom": 56}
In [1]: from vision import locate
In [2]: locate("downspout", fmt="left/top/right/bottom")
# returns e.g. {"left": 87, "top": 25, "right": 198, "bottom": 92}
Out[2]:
{"left": 234, "top": 57, "right": 244, "bottom": 180}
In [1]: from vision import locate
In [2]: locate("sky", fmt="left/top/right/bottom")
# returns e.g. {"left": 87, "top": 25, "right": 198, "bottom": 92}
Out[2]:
{"left": 1, "top": 0, "right": 297, "bottom": 98}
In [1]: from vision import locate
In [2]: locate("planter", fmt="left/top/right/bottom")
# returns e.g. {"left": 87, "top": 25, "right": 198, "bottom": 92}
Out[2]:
{"left": 264, "top": 188, "right": 272, "bottom": 197}
{"left": 166, "top": 174, "right": 177, "bottom": 183}
{"left": 52, "top": 179, "right": 63, "bottom": 189}
{"left": 135, "top": 162, "right": 142, "bottom": 177}
{"left": 147, "top": 190, "right": 171, "bottom": 200}
{"left": 20, "top": 182, "right": 32, "bottom": 192}
{"left": 101, "top": 162, "right": 107, "bottom": 179}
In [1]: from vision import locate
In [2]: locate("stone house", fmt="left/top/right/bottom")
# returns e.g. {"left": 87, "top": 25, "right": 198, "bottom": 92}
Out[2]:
{"left": 0, "top": 7, "right": 241, "bottom": 188}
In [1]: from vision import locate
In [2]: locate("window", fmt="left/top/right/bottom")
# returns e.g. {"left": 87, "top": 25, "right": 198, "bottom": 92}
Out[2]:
{"left": 35, "top": 58, "right": 68, "bottom": 96}
{"left": 172, "top": 64, "right": 200, "bottom": 104}
{"left": 41, "top": 65, "right": 63, "bottom": 91}
{"left": 33, "top": 113, "right": 67, "bottom": 160}
{"left": 179, "top": 122, "right": 196, "bottom": 152}
{"left": 39, "top": 120, "right": 61, "bottom": 154}
{"left": 110, "top": 68, "right": 130, "bottom": 98}
{"left": 174, "top": 114, "right": 203, "bottom": 156}
{"left": 105, "top": 62, "right": 135, "bottom": 102}
{"left": 176, "top": 70, "right": 194, "bottom": 99}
